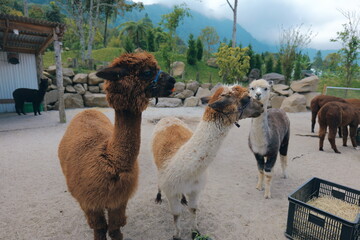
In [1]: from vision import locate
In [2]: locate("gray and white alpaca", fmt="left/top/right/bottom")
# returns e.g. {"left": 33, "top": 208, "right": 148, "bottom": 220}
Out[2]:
{"left": 248, "top": 79, "right": 290, "bottom": 199}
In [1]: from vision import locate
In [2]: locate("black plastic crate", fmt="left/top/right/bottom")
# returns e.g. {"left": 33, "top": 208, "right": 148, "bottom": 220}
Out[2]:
{"left": 285, "top": 177, "right": 360, "bottom": 240}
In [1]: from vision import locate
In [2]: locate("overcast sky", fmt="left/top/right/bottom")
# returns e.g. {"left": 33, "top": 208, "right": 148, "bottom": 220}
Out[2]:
{"left": 134, "top": 0, "right": 359, "bottom": 50}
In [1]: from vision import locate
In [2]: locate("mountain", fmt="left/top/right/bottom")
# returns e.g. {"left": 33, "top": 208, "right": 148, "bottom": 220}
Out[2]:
{"left": 113, "top": 3, "right": 276, "bottom": 53}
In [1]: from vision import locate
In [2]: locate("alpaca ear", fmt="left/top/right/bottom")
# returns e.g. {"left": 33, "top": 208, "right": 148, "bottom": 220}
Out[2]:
{"left": 208, "top": 97, "right": 232, "bottom": 111}
{"left": 96, "top": 66, "right": 128, "bottom": 81}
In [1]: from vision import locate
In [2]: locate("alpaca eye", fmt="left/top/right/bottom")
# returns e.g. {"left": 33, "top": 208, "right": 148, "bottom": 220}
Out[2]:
{"left": 264, "top": 88, "right": 268, "bottom": 91}
{"left": 250, "top": 87, "right": 254, "bottom": 91}
{"left": 143, "top": 71, "right": 152, "bottom": 77}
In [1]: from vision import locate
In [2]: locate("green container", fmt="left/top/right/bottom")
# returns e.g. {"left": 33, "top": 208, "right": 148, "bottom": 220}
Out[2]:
{"left": 24, "top": 102, "right": 43, "bottom": 113}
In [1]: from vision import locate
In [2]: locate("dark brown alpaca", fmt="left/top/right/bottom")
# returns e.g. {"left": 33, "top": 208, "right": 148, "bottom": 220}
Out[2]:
{"left": 318, "top": 101, "right": 359, "bottom": 153}
{"left": 310, "top": 95, "right": 347, "bottom": 133}
{"left": 58, "top": 52, "right": 175, "bottom": 240}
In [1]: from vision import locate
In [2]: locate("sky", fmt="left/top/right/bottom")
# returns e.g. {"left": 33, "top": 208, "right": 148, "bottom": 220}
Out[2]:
{"left": 133, "top": 0, "right": 360, "bottom": 50}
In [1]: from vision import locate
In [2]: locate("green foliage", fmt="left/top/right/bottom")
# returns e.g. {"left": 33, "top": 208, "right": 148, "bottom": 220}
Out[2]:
{"left": 45, "top": 1, "right": 64, "bottom": 23}
{"left": 274, "top": 57, "right": 282, "bottom": 74}
{"left": 215, "top": 44, "right": 250, "bottom": 83}
{"left": 29, "top": 5, "right": 46, "bottom": 20}
{"left": 330, "top": 10, "right": 360, "bottom": 88}
{"left": 147, "top": 29, "right": 155, "bottom": 52}
{"left": 119, "top": 18, "right": 152, "bottom": 48}
{"left": 323, "top": 53, "right": 341, "bottom": 72}
{"left": 199, "top": 26, "right": 219, "bottom": 59}
{"left": 196, "top": 37, "right": 203, "bottom": 61}
{"left": 247, "top": 44, "right": 255, "bottom": 73}
{"left": 265, "top": 54, "right": 274, "bottom": 74}
{"left": 187, "top": 34, "right": 197, "bottom": 65}
{"left": 293, "top": 60, "right": 302, "bottom": 80}
{"left": 123, "top": 36, "right": 135, "bottom": 53}
{"left": 312, "top": 50, "right": 323, "bottom": 72}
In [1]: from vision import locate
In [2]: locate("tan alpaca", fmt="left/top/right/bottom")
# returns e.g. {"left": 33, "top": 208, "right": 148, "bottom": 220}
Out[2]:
{"left": 152, "top": 85, "right": 264, "bottom": 239}
{"left": 58, "top": 52, "right": 175, "bottom": 240}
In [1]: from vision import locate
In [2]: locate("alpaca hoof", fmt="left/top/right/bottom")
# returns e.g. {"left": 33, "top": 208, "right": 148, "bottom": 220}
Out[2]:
{"left": 94, "top": 229, "right": 107, "bottom": 240}
{"left": 173, "top": 236, "right": 181, "bottom": 240}
{"left": 264, "top": 194, "right": 271, "bottom": 199}
{"left": 109, "top": 230, "right": 123, "bottom": 240}
{"left": 319, "top": 147, "right": 324, "bottom": 151}
{"left": 256, "top": 185, "right": 263, "bottom": 191}
{"left": 334, "top": 150, "right": 341, "bottom": 154}
{"left": 119, "top": 216, "right": 127, "bottom": 227}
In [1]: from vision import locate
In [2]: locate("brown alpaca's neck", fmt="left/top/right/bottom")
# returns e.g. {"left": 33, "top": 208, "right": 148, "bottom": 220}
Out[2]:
{"left": 107, "top": 110, "right": 142, "bottom": 168}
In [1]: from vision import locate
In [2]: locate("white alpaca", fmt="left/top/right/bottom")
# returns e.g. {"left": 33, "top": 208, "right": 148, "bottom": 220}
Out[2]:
{"left": 151, "top": 85, "right": 263, "bottom": 239}
{"left": 248, "top": 79, "right": 290, "bottom": 199}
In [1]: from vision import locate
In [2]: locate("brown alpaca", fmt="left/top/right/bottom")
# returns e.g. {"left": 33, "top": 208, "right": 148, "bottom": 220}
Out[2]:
{"left": 310, "top": 95, "right": 347, "bottom": 133}
{"left": 58, "top": 52, "right": 175, "bottom": 240}
{"left": 318, "top": 101, "right": 359, "bottom": 153}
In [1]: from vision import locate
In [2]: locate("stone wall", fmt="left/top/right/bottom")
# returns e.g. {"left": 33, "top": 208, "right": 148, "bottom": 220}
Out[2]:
{"left": 44, "top": 66, "right": 320, "bottom": 113}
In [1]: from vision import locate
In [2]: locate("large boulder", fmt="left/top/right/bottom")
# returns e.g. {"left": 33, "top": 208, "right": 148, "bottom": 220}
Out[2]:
{"left": 270, "top": 95, "right": 286, "bottom": 109}
{"left": 272, "top": 84, "right": 293, "bottom": 96}
{"left": 301, "top": 91, "right": 321, "bottom": 108}
{"left": 65, "top": 85, "right": 76, "bottom": 93}
{"left": 195, "top": 87, "right": 211, "bottom": 99}
{"left": 83, "top": 93, "right": 108, "bottom": 107}
{"left": 262, "top": 73, "right": 285, "bottom": 85}
{"left": 280, "top": 93, "right": 307, "bottom": 112}
{"left": 174, "top": 89, "right": 194, "bottom": 99}
{"left": 210, "top": 83, "right": 223, "bottom": 94}
{"left": 186, "top": 81, "right": 200, "bottom": 92}
{"left": 74, "top": 84, "right": 86, "bottom": 95}
{"left": 248, "top": 68, "right": 261, "bottom": 82}
{"left": 206, "top": 58, "right": 218, "bottom": 68}
{"left": 88, "top": 72, "right": 105, "bottom": 85}
{"left": 170, "top": 61, "right": 185, "bottom": 77}
{"left": 173, "top": 82, "right": 186, "bottom": 93}
{"left": 63, "top": 76, "right": 72, "bottom": 87}
{"left": 88, "top": 86, "right": 100, "bottom": 93}
{"left": 149, "top": 98, "right": 182, "bottom": 107}
{"left": 63, "top": 68, "right": 75, "bottom": 77}
{"left": 44, "top": 90, "right": 59, "bottom": 104}
{"left": 64, "top": 93, "right": 84, "bottom": 108}
{"left": 290, "top": 76, "right": 319, "bottom": 93}
{"left": 73, "top": 73, "right": 88, "bottom": 84}
{"left": 184, "top": 97, "right": 200, "bottom": 107}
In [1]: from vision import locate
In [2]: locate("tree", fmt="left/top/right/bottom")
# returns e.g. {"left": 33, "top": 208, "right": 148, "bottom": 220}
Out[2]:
{"left": 312, "top": 50, "right": 323, "bottom": 74}
{"left": 29, "top": 5, "right": 45, "bottom": 20}
{"left": 274, "top": 55, "right": 282, "bottom": 74}
{"left": 199, "top": 26, "right": 220, "bottom": 59}
{"left": 147, "top": 29, "right": 155, "bottom": 52}
{"left": 215, "top": 44, "right": 250, "bottom": 83}
{"left": 196, "top": 37, "right": 203, "bottom": 61}
{"left": 265, "top": 54, "right": 274, "bottom": 73}
{"left": 119, "top": 18, "right": 152, "bottom": 48}
{"left": 293, "top": 58, "right": 302, "bottom": 80}
{"left": 123, "top": 36, "right": 135, "bottom": 53}
{"left": 323, "top": 53, "right": 341, "bottom": 72}
{"left": 246, "top": 44, "right": 255, "bottom": 73}
{"left": 226, "top": 0, "right": 238, "bottom": 48}
{"left": 101, "top": 1, "right": 143, "bottom": 47}
{"left": 45, "top": 1, "right": 64, "bottom": 23}
{"left": 279, "top": 24, "right": 315, "bottom": 84}
{"left": 187, "top": 34, "right": 197, "bottom": 65}
{"left": 331, "top": 10, "right": 360, "bottom": 89}
{"left": 160, "top": 3, "right": 191, "bottom": 54}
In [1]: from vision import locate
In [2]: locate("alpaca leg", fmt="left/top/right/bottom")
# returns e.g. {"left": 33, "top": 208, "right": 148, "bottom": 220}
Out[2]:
{"left": 279, "top": 155, "right": 288, "bottom": 179}
{"left": 32, "top": 102, "right": 38, "bottom": 115}
{"left": 328, "top": 127, "right": 340, "bottom": 153}
{"left": 20, "top": 101, "right": 26, "bottom": 115}
{"left": 264, "top": 170, "right": 273, "bottom": 199}
{"left": 107, "top": 202, "right": 128, "bottom": 240}
{"left": 264, "top": 155, "right": 276, "bottom": 199}
{"left": 349, "top": 125, "right": 358, "bottom": 148}
{"left": 318, "top": 126, "right": 327, "bottom": 151}
{"left": 255, "top": 153, "right": 265, "bottom": 191}
{"left": 167, "top": 195, "right": 182, "bottom": 240}
{"left": 84, "top": 209, "right": 108, "bottom": 240}
{"left": 311, "top": 110, "right": 318, "bottom": 133}
{"left": 342, "top": 126, "right": 348, "bottom": 146}
{"left": 187, "top": 191, "right": 200, "bottom": 234}
{"left": 14, "top": 101, "right": 21, "bottom": 115}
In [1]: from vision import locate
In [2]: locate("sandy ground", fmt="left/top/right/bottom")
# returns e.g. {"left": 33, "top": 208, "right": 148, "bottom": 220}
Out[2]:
{"left": 0, "top": 106, "right": 359, "bottom": 240}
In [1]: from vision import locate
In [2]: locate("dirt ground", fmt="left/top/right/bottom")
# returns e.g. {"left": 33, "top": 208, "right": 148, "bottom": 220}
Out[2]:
{"left": 0, "top": 107, "right": 359, "bottom": 240}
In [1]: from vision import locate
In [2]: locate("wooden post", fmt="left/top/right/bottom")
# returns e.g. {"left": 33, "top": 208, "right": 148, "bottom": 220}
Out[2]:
{"left": 54, "top": 27, "right": 66, "bottom": 123}
{"left": 35, "top": 54, "right": 47, "bottom": 111}
{"left": 322, "top": 84, "right": 327, "bottom": 95}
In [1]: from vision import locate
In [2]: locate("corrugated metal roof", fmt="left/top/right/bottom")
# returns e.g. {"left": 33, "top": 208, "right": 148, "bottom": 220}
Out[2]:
{"left": 0, "top": 13, "right": 66, "bottom": 55}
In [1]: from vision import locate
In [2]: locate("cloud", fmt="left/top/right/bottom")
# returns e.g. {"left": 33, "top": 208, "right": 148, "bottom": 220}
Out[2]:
{"left": 135, "top": 0, "right": 359, "bottom": 50}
